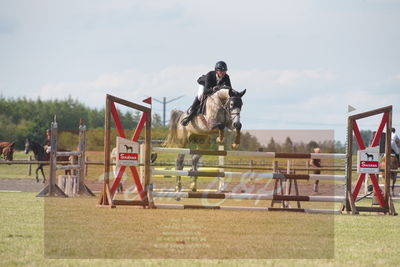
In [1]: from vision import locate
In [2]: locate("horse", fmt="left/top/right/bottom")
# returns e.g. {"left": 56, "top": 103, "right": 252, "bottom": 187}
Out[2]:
{"left": 380, "top": 154, "right": 399, "bottom": 196}
{"left": 0, "top": 142, "right": 15, "bottom": 161}
{"left": 163, "top": 87, "right": 246, "bottom": 192}
{"left": 124, "top": 144, "right": 133, "bottom": 153}
{"left": 24, "top": 139, "right": 72, "bottom": 183}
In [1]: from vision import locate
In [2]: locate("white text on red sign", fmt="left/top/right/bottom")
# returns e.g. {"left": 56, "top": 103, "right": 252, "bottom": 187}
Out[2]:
{"left": 119, "top": 153, "right": 138, "bottom": 161}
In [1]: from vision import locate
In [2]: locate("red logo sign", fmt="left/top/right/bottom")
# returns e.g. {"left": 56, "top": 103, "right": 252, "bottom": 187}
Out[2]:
{"left": 119, "top": 153, "right": 138, "bottom": 161}
{"left": 360, "top": 161, "right": 379, "bottom": 168}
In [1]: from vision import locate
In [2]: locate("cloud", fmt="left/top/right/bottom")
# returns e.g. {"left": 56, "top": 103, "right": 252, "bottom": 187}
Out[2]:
{"left": 37, "top": 66, "right": 336, "bottom": 104}
{"left": 388, "top": 73, "right": 400, "bottom": 81}
{"left": 0, "top": 20, "right": 17, "bottom": 34}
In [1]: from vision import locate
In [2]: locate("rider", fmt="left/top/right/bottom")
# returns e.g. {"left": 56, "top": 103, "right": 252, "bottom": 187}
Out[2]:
{"left": 180, "top": 61, "right": 232, "bottom": 126}
{"left": 43, "top": 128, "right": 51, "bottom": 153}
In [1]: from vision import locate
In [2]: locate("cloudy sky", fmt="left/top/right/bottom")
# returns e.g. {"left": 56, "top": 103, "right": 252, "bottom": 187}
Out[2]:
{"left": 1, "top": 0, "right": 399, "bottom": 142}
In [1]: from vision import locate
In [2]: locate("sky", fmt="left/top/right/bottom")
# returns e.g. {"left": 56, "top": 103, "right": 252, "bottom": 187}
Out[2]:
{"left": 1, "top": 0, "right": 400, "bottom": 143}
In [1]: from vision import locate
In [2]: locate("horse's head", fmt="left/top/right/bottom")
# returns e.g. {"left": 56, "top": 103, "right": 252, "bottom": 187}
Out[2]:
{"left": 2, "top": 142, "right": 15, "bottom": 161}
{"left": 24, "top": 138, "right": 32, "bottom": 154}
{"left": 228, "top": 89, "right": 246, "bottom": 131}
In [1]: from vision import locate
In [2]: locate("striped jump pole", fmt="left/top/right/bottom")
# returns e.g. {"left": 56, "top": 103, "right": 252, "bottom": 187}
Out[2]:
{"left": 152, "top": 191, "right": 345, "bottom": 202}
{"left": 152, "top": 147, "right": 347, "bottom": 159}
{"left": 149, "top": 147, "right": 346, "bottom": 214}
{"left": 154, "top": 203, "right": 341, "bottom": 215}
{"left": 152, "top": 169, "right": 346, "bottom": 181}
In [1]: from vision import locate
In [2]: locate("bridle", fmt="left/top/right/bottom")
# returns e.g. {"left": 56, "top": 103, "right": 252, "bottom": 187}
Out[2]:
{"left": 208, "top": 91, "right": 242, "bottom": 126}
{"left": 224, "top": 96, "right": 242, "bottom": 124}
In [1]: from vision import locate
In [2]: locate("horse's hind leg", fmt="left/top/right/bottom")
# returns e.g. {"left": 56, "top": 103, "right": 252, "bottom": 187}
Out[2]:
{"left": 392, "top": 173, "right": 396, "bottom": 196}
{"left": 313, "top": 180, "right": 319, "bottom": 192}
{"left": 40, "top": 165, "right": 46, "bottom": 183}
{"left": 175, "top": 154, "right": 185, "bottom": 192}
{"left": 190, "top": 154, "right": 202, "bottom": 192}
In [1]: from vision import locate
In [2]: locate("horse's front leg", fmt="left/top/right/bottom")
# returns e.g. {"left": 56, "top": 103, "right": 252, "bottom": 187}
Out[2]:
{"left": 175, "top": 154, "right": 185, "bottom": 193}
{"left": 231, "top": 130, "right": 241, "bottom": 150}
{"left": 190, "top": 154, "right": 202, "bottom": 192}
{"left": 35, "top": 165, "right": 40, "bottom": 183}
{"left": 216, "top": 129, "right": 224, "bottom": 144}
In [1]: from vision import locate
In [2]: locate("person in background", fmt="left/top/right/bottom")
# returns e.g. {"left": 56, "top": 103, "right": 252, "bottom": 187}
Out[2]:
{"left": 310, "top": 147, "right": 322, "bottom": 192}
{"left": 391, "top": 128, "right": 399, "bottom": 161}
{"left": 42, "top": 129, "right": 51, "bottom": 154}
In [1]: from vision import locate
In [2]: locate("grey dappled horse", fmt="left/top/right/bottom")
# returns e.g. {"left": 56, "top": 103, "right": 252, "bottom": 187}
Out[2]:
{"left": 164, "top": 88, "right": 246, "bottom": 192}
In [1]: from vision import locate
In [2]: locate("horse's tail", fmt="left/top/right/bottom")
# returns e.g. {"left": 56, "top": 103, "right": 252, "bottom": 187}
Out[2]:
{"left": 163, "top": 109, "right": 184, "bottom": 147}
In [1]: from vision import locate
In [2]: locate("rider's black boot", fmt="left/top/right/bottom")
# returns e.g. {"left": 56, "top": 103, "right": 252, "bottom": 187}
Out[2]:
{"left": 181, "top": 97, "right": 200, "bottom": 126}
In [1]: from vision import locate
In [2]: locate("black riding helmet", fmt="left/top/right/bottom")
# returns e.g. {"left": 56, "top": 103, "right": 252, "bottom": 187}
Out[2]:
{"left": 215, "top": 61, "right": 228, "bottom": 71}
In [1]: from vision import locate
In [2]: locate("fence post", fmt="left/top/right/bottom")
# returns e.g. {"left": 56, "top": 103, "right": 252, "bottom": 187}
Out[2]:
{"left": 218, "top": 145, "right": 225, "bottom": 192}
{"left": 28, "top": 155, "right": 32, "bottom": 176}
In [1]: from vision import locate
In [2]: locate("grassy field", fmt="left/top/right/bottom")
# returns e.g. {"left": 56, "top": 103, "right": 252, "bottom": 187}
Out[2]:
{"left": 1, "top": 193, "right": 400, "bottom": 266}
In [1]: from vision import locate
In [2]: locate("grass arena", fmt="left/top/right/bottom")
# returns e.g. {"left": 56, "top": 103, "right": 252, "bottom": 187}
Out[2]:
{"left": 1, "top": 96, "right": 400, "bottom": 266}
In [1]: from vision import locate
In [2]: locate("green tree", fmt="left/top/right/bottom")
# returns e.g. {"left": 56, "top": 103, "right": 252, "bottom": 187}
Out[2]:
{"left": 282, "top": 137, "right": 293, "bottom": 152}
{"left": 266, "top": 137, "right": 277, "bottom": 152}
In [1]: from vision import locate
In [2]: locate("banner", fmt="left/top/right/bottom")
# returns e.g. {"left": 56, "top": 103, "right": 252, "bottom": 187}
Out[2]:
{"left": 116, "top": 137, "right": 139, "bottom": 166}
{"left": 357, "top": 146, "right": 380, "bottom": 174}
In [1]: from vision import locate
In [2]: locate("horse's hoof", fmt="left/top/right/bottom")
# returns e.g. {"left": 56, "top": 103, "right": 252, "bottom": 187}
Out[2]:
{"left": 151, "top": 153, "right": 157, "bottom": 163}
{"left": 36, "top": 178, "right": 39, "bottom": 183}
{"left": 190, "top": 182, "right": 197, "bottom": 192}
{"left": 43, "top": 180, "right": 45, "bottom": 184}
{"left": 313, "top": 184, "right": 318, "bottom": 192}
{"left": 231, "top": 143, "right": 239, "bottom": 150}
{"left": 175, "top": 184, "right": 182, "bottom": 192}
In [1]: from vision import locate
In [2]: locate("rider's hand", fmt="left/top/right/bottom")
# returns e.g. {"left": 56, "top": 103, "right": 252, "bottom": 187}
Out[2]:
{"left": 212, "top": 86, "right": 220, "bottom": 92}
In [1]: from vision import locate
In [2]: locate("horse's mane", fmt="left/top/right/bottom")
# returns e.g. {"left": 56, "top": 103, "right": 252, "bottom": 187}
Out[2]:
{"left": 209, "top": 88, "right": 230, "bottom": 103}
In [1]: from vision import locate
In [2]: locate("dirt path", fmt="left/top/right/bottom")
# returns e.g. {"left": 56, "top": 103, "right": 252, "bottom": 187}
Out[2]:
{"left": 0, "top": 178, "right": 103, "bottom": 193}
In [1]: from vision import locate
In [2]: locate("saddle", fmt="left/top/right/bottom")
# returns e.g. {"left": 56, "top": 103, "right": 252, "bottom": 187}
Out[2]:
{"left": 198, "top": 94, "right": 208, "bottom": 115}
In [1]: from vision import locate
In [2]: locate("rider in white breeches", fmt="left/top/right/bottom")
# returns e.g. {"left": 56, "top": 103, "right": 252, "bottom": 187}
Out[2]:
{"left": 392, "top": 128, "right": 399, "bottom": 161}
{"left": 181, "top": 61, "right": 232, "bottom": 126}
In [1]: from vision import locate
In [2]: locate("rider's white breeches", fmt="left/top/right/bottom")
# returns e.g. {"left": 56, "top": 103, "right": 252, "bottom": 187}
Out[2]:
{"left": 197, "top": 84, "right": 205, "bottom": 100}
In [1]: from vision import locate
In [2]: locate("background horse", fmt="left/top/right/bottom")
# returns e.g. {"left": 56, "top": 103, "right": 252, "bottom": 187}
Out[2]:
{"left": 164, "top": 88, "right": 246, "bottom": 192}
{"left": 0, "top": 142, "right": 15, "bottom": 161}
{"left": 381, "top": 154, "right": 399, "bottom": 195}
{"left": 24, "top": 139, "right": 71, "bottom": 183}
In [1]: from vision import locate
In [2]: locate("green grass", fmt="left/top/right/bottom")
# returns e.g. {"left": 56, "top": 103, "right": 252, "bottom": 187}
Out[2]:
{"left": 1, "top": 193, "right": 400, "bottom": 266}
{"left": 0, "top": 151, "right": 34, "bottom": 178}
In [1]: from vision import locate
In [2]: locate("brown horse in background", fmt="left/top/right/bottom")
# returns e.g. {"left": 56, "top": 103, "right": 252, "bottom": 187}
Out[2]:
{"left": 0, "top": 142, "right": 15, "bottom": 161}
{"left": 24, "top": 138, "right": 72, "bottom": 183}
{"left": 380, "top": 154, "right": 399, "bottom": 195}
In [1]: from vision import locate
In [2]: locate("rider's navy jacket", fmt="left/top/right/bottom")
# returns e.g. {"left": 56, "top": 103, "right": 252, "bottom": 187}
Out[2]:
{"left": 197, "top": 71, "right": 232, "bottom": 96}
